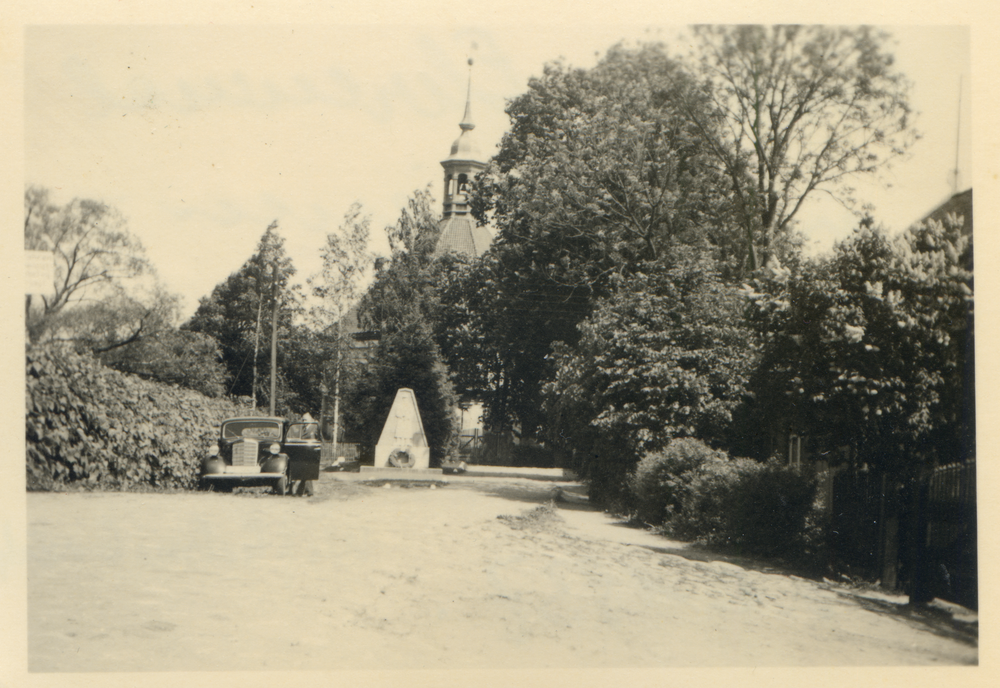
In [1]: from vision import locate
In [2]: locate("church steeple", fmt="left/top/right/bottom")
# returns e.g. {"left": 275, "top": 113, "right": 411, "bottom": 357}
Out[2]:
{"left": 441, "top": 59, "right": 487, "bottom": 220}
{"left": 434, "top": 59, "right": 493, "bottom": 259}
{"left": 459, "top": 64, "right": 475, "bottom": 132}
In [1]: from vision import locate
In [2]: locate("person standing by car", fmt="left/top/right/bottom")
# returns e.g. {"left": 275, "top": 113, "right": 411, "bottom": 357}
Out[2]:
{"left": 287, "top": 413, "right": 319, "bottom": 496}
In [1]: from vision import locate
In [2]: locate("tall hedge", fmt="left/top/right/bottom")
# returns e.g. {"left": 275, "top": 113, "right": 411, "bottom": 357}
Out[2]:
{"left": 629, "top": 439, "right": 824, "bottom": 559}
{"left": 26, "top": 343, "right": 247, "bottom": 490}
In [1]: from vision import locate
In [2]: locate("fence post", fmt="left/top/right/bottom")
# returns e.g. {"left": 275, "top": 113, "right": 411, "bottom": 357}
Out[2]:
{"left": 908, "top": 474, "right": 932, "bottom": 605}
{"left": 878, "top": 473, "right": 901, "bottom": 590}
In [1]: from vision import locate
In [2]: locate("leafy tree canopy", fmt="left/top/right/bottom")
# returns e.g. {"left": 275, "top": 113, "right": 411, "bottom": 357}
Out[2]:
{"left": 689, "top": 25, "right": 917, "bottom": 272}
{"left": 477, "top": 43, "right": 734, "bottom": 282}
{"left": 741, "top": 214, "right": 972, "bottom": 474}
{"left": 456, "top": 43, "right": 736, "bottom": 438}
{"left": 543, "top": 250, "right": 760, "bottom": 487}
{"left": 184, "top": 221, "right": 302, "bottom": 410}
{"left": 25, "top": 185, "right": 155, "bottom": 344}
{"left": 357, "top": 188, "right": 444, "bottom": 336}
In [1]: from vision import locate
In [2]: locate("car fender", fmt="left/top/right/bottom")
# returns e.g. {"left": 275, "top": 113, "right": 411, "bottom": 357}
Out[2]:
{"left": 201, "top": 457, "right": 226, "bottom": 475}
{"left": 261, "top": 453, "right": 288, "bottom": 475}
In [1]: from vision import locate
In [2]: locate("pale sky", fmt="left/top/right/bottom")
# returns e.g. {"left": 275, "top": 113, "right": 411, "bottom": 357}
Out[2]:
{"left": 24, "top": 24, "right": 970, "bottom": 320}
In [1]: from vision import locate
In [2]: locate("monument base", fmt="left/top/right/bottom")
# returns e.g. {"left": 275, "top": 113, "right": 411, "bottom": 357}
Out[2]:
{"left": 373, "top": 446, "right": 431, "bottom": 470}
{"left": 359, "top": 466, "right": 444, "bottom": 478}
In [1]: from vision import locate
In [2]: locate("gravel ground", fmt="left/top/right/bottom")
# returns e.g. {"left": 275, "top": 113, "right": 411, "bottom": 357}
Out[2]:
{"left": 24, "top": 474, "right": 978, "bottom": 674}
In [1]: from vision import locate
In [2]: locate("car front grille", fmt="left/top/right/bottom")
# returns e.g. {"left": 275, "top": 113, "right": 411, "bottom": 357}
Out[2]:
{"left": 231, "top": 439, "right": 259, "bottom": 466}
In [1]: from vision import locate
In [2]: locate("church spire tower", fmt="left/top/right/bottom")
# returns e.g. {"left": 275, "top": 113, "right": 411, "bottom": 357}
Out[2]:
{"left": 441, "top": 59, "right": 487, "bottom": 220}
{"left": 434, "top": 59, "right": 492, "bottom": 258}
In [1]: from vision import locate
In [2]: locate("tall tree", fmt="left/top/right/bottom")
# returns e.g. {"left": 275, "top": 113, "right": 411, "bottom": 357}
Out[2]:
{"left": 356, "top": 187, "right": 443, "bottom": 335}
{"left": 25, "top": 185, "right": 154, "bottom": 344}
{"left": 741, "top": 214, "right": 972, "bottom": 475}
{"left": 457, "top": 44, "right": 732, "bottom": 438}
{"left": 185, "top": 221, "right": 300, "bottom": 410}
{"left": 687, "top": 25, "right": 917, "bottom": 272}
{"left": 436, "top": 251, "right": 578, "bottom": 438}
{"left": 309, "top": 203, "right": 374, "bottom": 443}
{"left": 543, "top": 250, "right": 760, "bottom": 496}
{"left": 478, "top": 43, "right": 733, "bottom": 283}
{"left": 345, "top": 190, "right": 459, "bottom": 458}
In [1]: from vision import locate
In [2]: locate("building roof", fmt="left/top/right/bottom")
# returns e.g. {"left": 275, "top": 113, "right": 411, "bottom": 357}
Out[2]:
{"left": 915, "top": 188, "right": 973, "bottom": 236}
{"left": 443, "top": 127, "right": 483, "bottom": 163}
{"left": 434, "top": 215, "right": 493, "bottom": 258}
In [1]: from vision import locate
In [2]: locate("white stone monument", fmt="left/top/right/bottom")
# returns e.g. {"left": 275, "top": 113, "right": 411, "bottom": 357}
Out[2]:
{"left": 373, "top": 388, "right": 430, "bottom": 469}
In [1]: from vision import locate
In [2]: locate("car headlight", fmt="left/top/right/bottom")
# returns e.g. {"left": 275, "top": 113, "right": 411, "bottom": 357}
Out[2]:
{"left": 209, "top": 444, "right": 219, "bottom": 457}
{"left": 269, "top": 443, "right": 280, "bottom": 454}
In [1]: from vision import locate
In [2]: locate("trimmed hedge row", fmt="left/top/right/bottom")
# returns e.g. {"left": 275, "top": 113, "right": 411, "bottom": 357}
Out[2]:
{"left": 26, "top": 343, "right": 247, "bottom": 491}
{"left": 629, "top": 438, "right": 824, "bottom": 559}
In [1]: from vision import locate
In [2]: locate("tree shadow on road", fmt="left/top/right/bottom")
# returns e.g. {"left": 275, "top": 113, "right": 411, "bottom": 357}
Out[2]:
{"left": 827, "top": 590, "right": 978, "bottom": 648}
{"left": 459, "top": 478, "right": 980, "bottom": 649}
{"left": 461, "top": 479, "right": 593, "bottom": 511}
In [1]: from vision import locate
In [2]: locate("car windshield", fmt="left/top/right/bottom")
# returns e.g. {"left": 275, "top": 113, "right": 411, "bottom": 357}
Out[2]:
{"left": 286, "top": 423, "right": 319, "bottom": 441}
{"left": 221, "top": 420, "right": 282, "bottom": 440}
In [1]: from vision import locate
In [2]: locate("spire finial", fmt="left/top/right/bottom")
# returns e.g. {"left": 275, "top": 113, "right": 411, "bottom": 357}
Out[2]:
{"left": 460, "top": 58, "right": 475, "bottom": 131}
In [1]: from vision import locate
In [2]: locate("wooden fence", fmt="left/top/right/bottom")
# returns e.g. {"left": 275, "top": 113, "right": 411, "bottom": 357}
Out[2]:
{"left": 911, "top": 461, "right": 978, "bottom": 608}
{"left": 831, "top": 460, "right": 977, "bottom": 609}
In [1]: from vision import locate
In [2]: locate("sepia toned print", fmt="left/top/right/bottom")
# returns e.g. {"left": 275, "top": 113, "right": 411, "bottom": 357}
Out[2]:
{"left": 20, "top": 19, "right": 977, "bottom": 675}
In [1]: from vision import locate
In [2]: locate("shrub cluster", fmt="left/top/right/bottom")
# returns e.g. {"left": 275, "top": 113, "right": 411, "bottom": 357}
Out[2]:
{"left": 629, "top": 439, "right": 824, "bottom": 559}
{"left": 26, "top": 342, "right": 246, "bottom": 491}
{"left": 628, "top": 438, "right": 731, "bottom": 526}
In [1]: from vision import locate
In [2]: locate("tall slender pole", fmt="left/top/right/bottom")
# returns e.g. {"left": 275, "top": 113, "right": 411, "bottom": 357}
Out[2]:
{"left": 332, "top": 325, "right": 342, "bottom": 462}
{"left": 269, "top": 261, "right": 279, "bottom": 417}
{"left": 252, "top": 297, "right": 262, "bottom": 411}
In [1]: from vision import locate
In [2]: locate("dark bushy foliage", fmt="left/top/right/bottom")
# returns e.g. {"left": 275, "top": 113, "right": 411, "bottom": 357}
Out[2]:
{"left": 342, "top": 322, "right": 459, "bottom": 467}
{"left": 544, "top": 254, "right": 760, "bottom": 509}
{"left": 666, "top": 458, "right": 823, "bottom": 558}
{"left": 628, "top": 438, "right": 729, "bottom": 526}
{"left": 463, "top": 435, "right": 563, "bottom": 468}
{"left": 718, "top": 461, "right": 824, "bottom": 557}
{"left": 580, "top": 436, "right": 643, "bottom": 514}
{"left": 628, "top": 438, "right": 824, "bottom": 559}
{"left": 26, "top": 342, "right": 246, "bottom": 491}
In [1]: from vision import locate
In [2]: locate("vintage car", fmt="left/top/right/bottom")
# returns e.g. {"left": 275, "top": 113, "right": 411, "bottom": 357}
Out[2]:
{"left": 200, "top": 416, "right": 322, "bottom": 495}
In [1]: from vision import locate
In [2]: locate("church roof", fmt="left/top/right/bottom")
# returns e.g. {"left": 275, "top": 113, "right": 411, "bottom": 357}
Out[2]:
{"left": 444, "top": 128, "right": 483, "bottom": 163}
{"left": 915, "top": 188, "right": 972, "bottom": 236}
{"left": 434, "top": 215, "right": 493, "bottom": 258}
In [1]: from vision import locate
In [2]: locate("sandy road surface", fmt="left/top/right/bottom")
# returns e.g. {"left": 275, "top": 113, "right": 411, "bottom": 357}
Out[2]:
{"left": 26, "top": 475, "right": 977, "bottom": 671}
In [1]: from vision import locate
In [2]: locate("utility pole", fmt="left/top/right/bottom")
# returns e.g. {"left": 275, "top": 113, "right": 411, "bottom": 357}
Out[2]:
{"left": 269, "top": 259, "right": 279, "bottom": 417}
{"left": 252, "top": 295, "right": 262, "bottom": 412}
{"left": 331, "top": 318, "right": 342, "bottom": 463}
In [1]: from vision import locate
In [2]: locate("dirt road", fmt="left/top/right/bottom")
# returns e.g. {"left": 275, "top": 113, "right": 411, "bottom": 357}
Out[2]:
{"left": 25, "top": 474, "right": 977, "bottom": 671}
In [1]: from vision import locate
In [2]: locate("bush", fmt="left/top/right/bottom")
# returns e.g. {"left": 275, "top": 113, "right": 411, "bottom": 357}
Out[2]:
{"left": 667, "top": 458, "right": 822, "bottom": 558}
{"left": 628, "top": 438, "right": 729, "bottom": 526}
{"left": 629, "top": 438, "right": 824, "bottom": 559}
{"left": 26, "top": 342, "right": 246, "bottom": 491}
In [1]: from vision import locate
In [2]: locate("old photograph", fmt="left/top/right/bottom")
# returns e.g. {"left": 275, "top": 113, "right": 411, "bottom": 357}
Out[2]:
{"left": 7, "top": 4, "right": 987, "bottom": 685}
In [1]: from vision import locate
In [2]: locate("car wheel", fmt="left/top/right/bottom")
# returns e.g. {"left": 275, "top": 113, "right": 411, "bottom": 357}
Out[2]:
{"left": 274, "top": 475, "right": 287, "bottom": 495}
